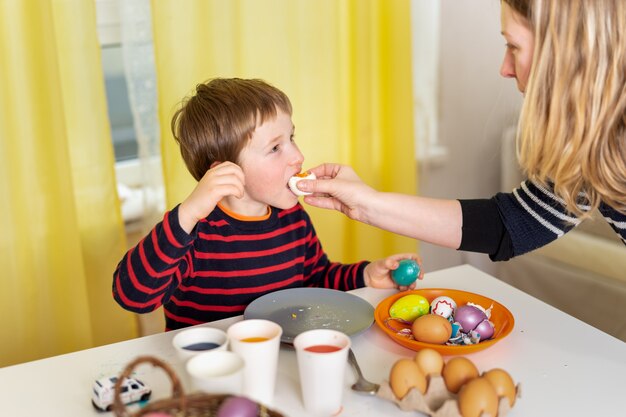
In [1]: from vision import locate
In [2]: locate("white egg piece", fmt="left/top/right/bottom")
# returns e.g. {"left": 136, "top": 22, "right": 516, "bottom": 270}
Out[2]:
{"left": 288, "top": 171, "right": 316, "bottom": 196}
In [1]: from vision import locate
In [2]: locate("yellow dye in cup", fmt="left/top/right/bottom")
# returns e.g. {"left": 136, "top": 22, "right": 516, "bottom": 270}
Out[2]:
{"left": 241, "top": 337, "right": 269, "bottom": 343}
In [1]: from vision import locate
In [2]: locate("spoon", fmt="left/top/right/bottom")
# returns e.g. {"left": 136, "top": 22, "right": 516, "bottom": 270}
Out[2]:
{"left": 348, "top": 348, "right": 380, "bottom": 395}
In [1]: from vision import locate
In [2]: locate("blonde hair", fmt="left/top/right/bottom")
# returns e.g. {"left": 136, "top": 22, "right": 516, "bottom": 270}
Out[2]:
{"left": 515, "top": 0, "right": 626, "bottom": 217}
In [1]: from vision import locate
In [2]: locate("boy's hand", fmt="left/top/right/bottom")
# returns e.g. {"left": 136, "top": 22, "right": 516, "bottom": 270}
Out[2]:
{"left": 178, "top": 161, "right": 245, "bottom": 233}
{"left": 363, "top": 253, "right": 424, "bottom": 291}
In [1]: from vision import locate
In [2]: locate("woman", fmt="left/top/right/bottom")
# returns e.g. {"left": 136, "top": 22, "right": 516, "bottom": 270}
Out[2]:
{"left": 296, "top": 0, "right": 626, "bottom": 261}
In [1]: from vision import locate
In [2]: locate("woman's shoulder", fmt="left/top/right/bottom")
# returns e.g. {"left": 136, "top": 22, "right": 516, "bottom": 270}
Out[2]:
{"left": 598, "top": 202, "right": 626, "bottom": 242}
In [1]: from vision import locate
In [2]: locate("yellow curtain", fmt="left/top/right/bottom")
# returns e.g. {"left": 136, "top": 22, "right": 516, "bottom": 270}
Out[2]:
{"left": 0, "top": 0, "right": 136, "bottom": 367}
{"left": 152, "top": 0, "right": 417, "bottom": 262}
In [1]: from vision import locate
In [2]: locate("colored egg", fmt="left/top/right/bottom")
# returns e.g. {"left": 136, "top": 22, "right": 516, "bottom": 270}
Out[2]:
{"left": 474, "top": 319, "right": 495, "bottom": 340}
{"left": 455, "top": 305, "right": 488, "bottom": 334}
{"left": 430, "top": 296, "right": 457, "bottom": 319}
{"left": 389, "top": 294, "right": 430, "bottom": 322}
{"left": 216, "top": 396, "right": 259, "bottom": 417}
{"left": 391, "top": 259, "right": 421, "bottom": 286}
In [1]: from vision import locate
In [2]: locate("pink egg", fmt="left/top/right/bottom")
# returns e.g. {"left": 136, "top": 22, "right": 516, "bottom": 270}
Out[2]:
{"left": 216, "top": 396, "right": 259, "bottom": 417}
{"left": 475, "top": 318, "right": 495, "bottom": 340}
{"left": 455, "top": 305, "right": 488, "bottom": 333}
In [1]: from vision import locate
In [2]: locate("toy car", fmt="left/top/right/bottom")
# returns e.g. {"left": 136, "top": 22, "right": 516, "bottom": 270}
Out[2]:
{"left": 92, "top": 376, "right": 151, "bottom": 412}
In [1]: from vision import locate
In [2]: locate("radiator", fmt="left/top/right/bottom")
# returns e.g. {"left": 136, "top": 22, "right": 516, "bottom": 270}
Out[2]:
{"left": 496, "top": 126, "right": 626, "bottom": 342}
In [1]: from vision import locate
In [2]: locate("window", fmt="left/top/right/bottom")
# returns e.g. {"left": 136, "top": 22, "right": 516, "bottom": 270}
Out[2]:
{"left": 96, "top": 0, "right": 138, "bottom": 162}
{"left": 102, "top": 45, "right": 138, "bottom": 161}
{"left": 95, "top": 0, "right": 166, "bottom": 229}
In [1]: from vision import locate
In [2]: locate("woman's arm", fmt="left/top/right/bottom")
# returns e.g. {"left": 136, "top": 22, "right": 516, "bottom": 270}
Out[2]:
{"left": 299, "top": 163, "right": 462, "bottom": 249}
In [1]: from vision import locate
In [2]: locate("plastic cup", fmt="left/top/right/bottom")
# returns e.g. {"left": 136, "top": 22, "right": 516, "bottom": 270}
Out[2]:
{"left": 226, "top": 319, "right": 282, "bottom": 405}
{"left": 172, "top": 326, "right": 228, "bottom": 362}
{"left": 186, "top": 350, "right": 244, "bottom": 395}
{"left": 293, "top": 329, "right": 351, "bottom": 416}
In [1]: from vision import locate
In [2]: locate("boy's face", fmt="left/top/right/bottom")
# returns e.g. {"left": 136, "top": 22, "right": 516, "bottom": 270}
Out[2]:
{"left": 234, "top": 109, "right": 304, "bottom": 214}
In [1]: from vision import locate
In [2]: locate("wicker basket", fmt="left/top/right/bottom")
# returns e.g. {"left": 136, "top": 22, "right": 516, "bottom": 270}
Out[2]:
{"left": 112, "top": 356, "right": 285, "bottom": 417}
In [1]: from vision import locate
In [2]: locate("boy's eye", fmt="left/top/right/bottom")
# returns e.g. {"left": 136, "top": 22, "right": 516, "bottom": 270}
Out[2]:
{"left": 290, "top": 134, "right": 296, "bottom": 143}
{"left": 270, "top": 144, "right": 280, "bottom": 153}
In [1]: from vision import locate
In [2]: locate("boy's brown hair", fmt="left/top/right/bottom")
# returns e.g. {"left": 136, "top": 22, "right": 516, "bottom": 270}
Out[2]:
{"left": 171, "top": 78, "right": 293, "bottom": 181}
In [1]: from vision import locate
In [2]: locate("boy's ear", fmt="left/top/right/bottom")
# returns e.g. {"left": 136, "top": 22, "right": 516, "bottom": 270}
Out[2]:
{"left": 210, "top": 161, "right": 222, "bottom": 169}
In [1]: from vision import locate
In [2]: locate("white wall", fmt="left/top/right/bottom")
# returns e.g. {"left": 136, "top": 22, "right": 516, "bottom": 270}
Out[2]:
{"left": 413, "top": 0, "right": 523, "bottom": 274}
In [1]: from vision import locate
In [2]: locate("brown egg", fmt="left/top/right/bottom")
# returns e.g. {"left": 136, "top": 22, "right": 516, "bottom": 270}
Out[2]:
{"left": 442, "top": 356, "right": 479, "bottom": 393}
{"left": 411, "top": 314, "right": 452, "bottom": 344}
{"left": 483, "top": 368, "right": 516, "bottom": 407}
{"left": 414, "top": 348, "right": 444, "bottom": 376}
{"left": 389, "top": 358, "right": 427, "bottom": 398}
{"left": 458, "top": 377, "right": 499, "bottom": 417}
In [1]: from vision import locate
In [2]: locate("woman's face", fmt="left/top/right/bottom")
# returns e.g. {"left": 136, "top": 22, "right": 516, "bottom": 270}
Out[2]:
{"left": 500, "top": 2, "right": 535, "bottom": 93}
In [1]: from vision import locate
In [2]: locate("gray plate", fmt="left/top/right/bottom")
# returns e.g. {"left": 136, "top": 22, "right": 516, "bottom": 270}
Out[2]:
{"left": 244, "top": 287, "right": 375, "bottom": 343}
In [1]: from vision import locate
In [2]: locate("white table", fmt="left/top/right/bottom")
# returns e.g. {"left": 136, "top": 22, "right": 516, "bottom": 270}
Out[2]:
{"left": 1, "top": 264, "right": 624, "bottom": 416}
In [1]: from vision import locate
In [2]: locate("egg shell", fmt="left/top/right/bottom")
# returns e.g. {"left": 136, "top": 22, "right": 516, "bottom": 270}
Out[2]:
{"left": 389, "top": 294, "right": 430, "bottom": 322}
{"left": 215, "top": 396, "right": 259, "bottom": 417}
{"left": 411, "top": 314, "right": 452, "bottom": 344}
{"left": 414, "top": 348, "right": 444, "bottom": 376}
{"left": 389, "top": 358, "right": 427, "bottom": 399}
{"left": 442, "top": 356, "right": 479, "bottom": 393}
{"left": 483, "top": 368, "right": 516, "bottom": 407}
{"left": 458, "top": 377, "right": 499, "bottom": 417}
{"left": 288, "top": 171, "right": 316, "bottom": 196}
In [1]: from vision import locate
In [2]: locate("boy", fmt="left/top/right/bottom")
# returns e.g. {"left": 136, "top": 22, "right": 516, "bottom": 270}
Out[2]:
{"left": 113, "top": 78, "right": 421, "bottom": 330}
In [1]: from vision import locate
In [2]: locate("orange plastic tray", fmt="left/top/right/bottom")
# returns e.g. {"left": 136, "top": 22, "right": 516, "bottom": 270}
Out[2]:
{"left": 374, "top": 288, "right": 515, "bottom": 356}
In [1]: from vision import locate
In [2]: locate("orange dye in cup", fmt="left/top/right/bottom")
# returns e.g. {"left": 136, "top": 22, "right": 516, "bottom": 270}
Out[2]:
{"left": 241, "top": 337, "right": 269, "bottom": 343}
{"left": 304, "top": 344, "right": 342, "bottom": 353}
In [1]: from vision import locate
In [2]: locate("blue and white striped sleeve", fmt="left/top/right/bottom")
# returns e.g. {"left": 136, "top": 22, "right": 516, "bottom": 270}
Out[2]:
{"left": 598, "top": 203, "right": 626, "bottom": 245}
{"left": 459, "top": 180, "right": 583, "bottom": 261}
{"left": 493, "top": 180, "right": 581, "bottom": 258}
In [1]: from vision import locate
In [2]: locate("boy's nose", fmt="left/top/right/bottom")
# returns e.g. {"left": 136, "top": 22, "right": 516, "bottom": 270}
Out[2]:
{"left": 291, "top": 146, "right": 305, "bottom": 165}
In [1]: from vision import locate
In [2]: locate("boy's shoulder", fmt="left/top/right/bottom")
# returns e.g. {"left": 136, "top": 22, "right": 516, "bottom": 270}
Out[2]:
{"left": 276, "top": 202, "right": 310, "bottom": 222}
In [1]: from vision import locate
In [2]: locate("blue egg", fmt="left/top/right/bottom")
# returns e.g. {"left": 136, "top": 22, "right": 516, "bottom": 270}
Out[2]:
{"left": 391, "top": 259, "right": 420, "bottom": 286}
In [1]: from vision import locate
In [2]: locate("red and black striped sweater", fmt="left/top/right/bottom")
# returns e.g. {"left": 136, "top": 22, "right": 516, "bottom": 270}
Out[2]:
{"left": 113, "top": 203, "right": 368, "bottom": 330}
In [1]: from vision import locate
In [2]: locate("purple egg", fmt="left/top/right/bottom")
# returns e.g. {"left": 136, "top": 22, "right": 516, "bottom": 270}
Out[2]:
{"left": 455, "top": 305, "right": 488, "bottom": 333}
{"left": 474, "top": 319, "right": 495, "bottom": 340}
{"left": 216, "top": 396, "right": 259, "bottom": 417}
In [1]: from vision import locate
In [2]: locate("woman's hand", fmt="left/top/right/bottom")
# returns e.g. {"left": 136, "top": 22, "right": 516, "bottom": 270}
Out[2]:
{"left": 298, "top": 163, "right": 377, "bottom": 224}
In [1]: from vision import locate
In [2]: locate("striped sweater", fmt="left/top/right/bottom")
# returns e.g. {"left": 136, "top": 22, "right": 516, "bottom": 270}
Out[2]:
{"left": 459, "top": 179, "right": 626, "bottom": 261}
{"left": 113, "top": 203, "right": 368, "bottom": 330}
